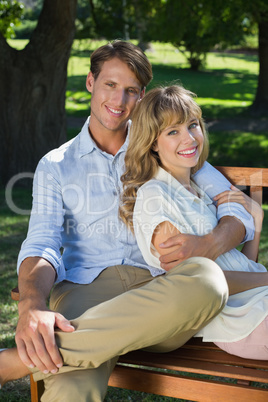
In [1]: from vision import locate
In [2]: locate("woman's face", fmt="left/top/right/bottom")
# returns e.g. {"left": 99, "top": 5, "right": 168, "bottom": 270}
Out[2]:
{"left": 154, "top": 116, "right": 204, "bottom": 180}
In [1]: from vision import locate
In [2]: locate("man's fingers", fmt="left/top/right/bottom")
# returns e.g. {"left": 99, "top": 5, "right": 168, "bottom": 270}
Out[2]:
{"left": 16, "top": 337, "right": 36, "bottom": 369}
{"left": 159, "top": 235, "right": 182, "bottom": 248}
{"left": 16, "top": 320, "right": 62, "bottom": 373}
{"left": 55, "top": 314, "right": 75, "bottom": 332}
{"left": 16, "top": 336, "right": 53, "bottom": 373}
{"left": 37, "top": 319, "right": 63, "bottom": 371}
{"left": 160, "top": 260, "right": 181, "bottom": 271}
{"left": 230, "top": 185, "right": 239, "bottom": 191}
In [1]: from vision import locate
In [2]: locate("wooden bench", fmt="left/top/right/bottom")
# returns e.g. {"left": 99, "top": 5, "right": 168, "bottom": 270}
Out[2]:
{"left": 11, "top": 166, "right": 268, "bottom": 402}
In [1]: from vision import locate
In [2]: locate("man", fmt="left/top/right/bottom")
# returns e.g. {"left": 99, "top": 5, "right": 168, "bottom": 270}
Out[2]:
{"left": 14, "top": 40, "right": 253, "bottom": 401}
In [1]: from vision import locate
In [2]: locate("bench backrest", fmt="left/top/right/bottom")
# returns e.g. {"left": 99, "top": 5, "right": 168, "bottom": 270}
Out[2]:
{"left": 215, "top": 166, "right": 268, "bottom": 206}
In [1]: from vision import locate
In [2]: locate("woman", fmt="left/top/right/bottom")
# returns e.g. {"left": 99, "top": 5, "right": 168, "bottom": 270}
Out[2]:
{"left": 120, "top": 85, "right": 268, "bottom": 360}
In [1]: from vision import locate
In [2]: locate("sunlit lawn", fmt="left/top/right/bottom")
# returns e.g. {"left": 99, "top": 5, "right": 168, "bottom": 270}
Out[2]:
{"left": 65, "top": 40, "right": 259, "bottom": 119}
{"left": 8, "top": 39, "right": 260, "bottom": 121}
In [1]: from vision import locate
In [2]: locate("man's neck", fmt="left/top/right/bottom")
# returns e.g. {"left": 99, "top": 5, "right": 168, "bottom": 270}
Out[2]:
{"left": 88, "top": 126, "right": 127, "bottom": 156}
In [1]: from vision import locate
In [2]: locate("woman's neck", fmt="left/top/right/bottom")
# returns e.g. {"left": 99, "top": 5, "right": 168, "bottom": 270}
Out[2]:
{"left": 163, "top": 167, "right": 198, "bottom": 196}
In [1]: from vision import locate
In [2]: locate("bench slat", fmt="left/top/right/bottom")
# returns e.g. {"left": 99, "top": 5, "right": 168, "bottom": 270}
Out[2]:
{"left": 118, "top": 348, "right": 268, "bottom": 383}
{"left": 109, "top": 365, "right": 268, "bottom": 402}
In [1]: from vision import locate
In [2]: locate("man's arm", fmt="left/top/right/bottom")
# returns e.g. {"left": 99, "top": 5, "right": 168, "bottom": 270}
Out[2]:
{"left": 214, "top": 185, "right": 264, "bottom": 262}
{"left": 159, "top": 216, "right": 245, "bottom": 270}
{"left": 16, "top": 257, "right": 74, "bottom": 374}
{"left": 193, "top": 162, "right": 255, "bottom": 243}
{"left": 153, "top": 220, "right": 268, "bottom": 295}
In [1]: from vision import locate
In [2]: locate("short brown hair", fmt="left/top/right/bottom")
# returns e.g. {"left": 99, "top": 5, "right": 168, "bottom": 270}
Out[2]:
{"left": 90, "top": 40, "right": 153, "bottom": 89}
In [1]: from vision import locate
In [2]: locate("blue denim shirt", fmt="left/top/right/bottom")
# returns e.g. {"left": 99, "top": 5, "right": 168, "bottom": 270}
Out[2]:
{"left": 17, "top": 118, "right": 254, "bottom": 284}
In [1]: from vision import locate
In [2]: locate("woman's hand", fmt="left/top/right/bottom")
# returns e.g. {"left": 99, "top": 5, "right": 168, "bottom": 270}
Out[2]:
{"left": 214, "top": 185, "right": 264, "bottom": 232}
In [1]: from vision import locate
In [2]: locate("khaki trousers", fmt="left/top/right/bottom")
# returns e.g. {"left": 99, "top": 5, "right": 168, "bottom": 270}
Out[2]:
{"left": 37, "top": 257, "right": 228, "bottom": 402}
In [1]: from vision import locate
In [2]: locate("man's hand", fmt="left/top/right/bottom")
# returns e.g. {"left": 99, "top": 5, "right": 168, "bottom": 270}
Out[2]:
{"left": 16, "top": 257, "right": 74, "bottom": 374}
{"left": 16, "top": 302, "right": 74, "bottom": 374}
{"left": 158, "top": 214, "right": 245, "bottom": 271}
{"left": 159, "top": 233, "right": 215, "bottom": 271}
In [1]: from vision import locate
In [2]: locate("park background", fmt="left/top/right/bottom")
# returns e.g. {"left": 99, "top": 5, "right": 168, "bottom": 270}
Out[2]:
{"left": 0, "top": 0, "right": 268, "bottom": 400}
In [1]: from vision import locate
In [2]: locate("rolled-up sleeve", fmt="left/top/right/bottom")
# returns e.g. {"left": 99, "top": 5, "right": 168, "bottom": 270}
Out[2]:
{"left": 17, "top": 156, "right": 66, "bottom": 283}
{"left": 193, "top": 162, "right": 255, "bottom": 243}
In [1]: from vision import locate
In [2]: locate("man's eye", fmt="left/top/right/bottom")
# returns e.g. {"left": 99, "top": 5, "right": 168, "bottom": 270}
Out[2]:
{"left": 128, "top": 88, "right": 138, "bottom": 95}
{"left": 106, "top": 83, "right": 114, "bottom": 87}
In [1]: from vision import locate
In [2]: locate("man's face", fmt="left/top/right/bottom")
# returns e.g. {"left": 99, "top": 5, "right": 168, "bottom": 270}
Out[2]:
{"left": 86, "top": 57, "right": 145, "bottom": 138}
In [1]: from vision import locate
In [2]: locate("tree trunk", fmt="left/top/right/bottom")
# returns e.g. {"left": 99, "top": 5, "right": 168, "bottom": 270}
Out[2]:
{"left": 0, "top": 0, "right": 77, "bottom": 186}
{"left": 249, "top": 12, "right": 268, "bottom": 116}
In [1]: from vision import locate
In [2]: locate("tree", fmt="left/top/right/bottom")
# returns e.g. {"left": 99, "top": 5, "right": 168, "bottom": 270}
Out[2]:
{"left": 0, "top": 0, "right": 24, "bottom": 38}
{"left": 88, "top": 0, "right": 159, "bottom": 46}
{"left": 248, "top": 7, "right": 268, "bottom": 116}
{"left": 149, "top": 0, "right": 268, "bottom": 114}
{"left": 150, "top": 0, "right": 249, "bottom": 70}
{"left": 0, "top": 0, "right": 77, "bottom": 185}
{"left": 75, "top": 0, "right": 96, "bottom": 39}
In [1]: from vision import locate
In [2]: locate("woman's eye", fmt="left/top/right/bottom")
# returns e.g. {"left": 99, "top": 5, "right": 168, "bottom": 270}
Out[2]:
{"left": 189, "top": 122, "right": 198, "bottom": 130}
{"left": 167, "top": 130, "right": 177, "bottom": 136}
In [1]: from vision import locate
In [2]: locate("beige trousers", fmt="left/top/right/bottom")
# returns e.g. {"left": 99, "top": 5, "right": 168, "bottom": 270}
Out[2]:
{"left": 37, "top": 257, "right": 228, "bottom": 402}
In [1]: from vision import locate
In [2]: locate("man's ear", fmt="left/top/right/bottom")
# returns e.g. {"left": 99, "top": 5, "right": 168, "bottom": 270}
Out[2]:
{"left": 86, "top": 72, "right": 94, "bottom": 93}
{"left": 139, "top": 88, "right": 145, "bottom": 100}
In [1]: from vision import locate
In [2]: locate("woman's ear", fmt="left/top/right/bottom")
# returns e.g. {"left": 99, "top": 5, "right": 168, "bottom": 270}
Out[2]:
{"left": 152, "top": 141, "right": 159, "bottom": 152}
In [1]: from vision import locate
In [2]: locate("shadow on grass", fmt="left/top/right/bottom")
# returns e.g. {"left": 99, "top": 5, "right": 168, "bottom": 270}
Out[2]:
{"left": 66, "top": 63, "right": 258, "bottom": 119}
{"left": 148, "top": 65, "right": 257, "bottom": 102}
{"left": 0, "top": 378, "right": 31, "bottom": 402}
{"left": 212, "top": 51, "right": 258, "bottom": 62}
{"left": 208, "top": 131, "right": 268, "bottom": 168}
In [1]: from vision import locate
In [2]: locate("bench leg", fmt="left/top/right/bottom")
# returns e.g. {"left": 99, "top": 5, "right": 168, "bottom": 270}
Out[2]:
{"left": 30, "top": 375, "right": 44, "bottom": 402}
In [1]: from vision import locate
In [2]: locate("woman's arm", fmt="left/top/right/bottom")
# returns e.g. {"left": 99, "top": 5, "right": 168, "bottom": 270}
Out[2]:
{"left": 158, "top": 216, "right": 245, "bottom": 270}
{"left": 214, "top": 185, "right": 264, "bottom": 262}
{"left": 223, "top": 271, "right": 268, "bottom": 295}
{"left": 152, "top": 220, "right": 181, "bottom": 262}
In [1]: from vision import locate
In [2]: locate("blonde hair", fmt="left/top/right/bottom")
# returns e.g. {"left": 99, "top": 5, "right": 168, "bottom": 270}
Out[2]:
{"left": 120, "top": 85, "right": 209, "bottom": 230}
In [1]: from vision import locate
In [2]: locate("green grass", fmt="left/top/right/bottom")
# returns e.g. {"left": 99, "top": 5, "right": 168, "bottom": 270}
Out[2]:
{"left": 36, "top": 38, "right": 257, "bottom": 120}
{"left": 64, "top": 40, "right": 259, "bottom": 120}
{"left": 208, "top": 131, "right": 268, "bottom": 167}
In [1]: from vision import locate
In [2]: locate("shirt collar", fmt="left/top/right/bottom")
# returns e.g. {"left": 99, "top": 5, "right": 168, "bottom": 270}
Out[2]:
{"left": 78, "top": 116, "right": 130, "bottom": 158}
{"left": 154, "top": 167, "right": 212, "bottom": 206}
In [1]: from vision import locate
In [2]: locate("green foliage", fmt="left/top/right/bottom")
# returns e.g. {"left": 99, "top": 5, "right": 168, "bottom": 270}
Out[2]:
{"left": 13, "top": 18, "right": 36, "bottom": 38}
{"left": 145, "top": 0, "right": 268, "bottom": 70}
{"left": 83, "top": 0, "right": 161, "bottom": 43}
{"left": 13, "top": 0, "right": 42, "bottom": 39}
{"left": 148, "top": 0, "right": 254, "bottom": 70}
{"left": 0, "top": 0, "right": 24, "bottom": 38}
{"left": 75, "top": 0, "right": 96, "bottom": 39}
